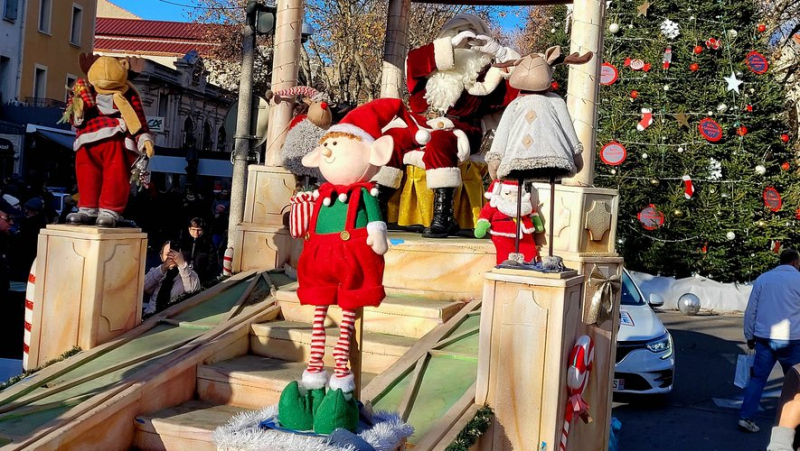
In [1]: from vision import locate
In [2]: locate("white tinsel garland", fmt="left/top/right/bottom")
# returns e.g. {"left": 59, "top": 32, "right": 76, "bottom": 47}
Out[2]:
{"left": 660, "top": 19, "right": 680, "bottom": 39}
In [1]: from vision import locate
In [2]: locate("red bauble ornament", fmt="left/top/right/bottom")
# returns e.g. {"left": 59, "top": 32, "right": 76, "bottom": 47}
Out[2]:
{"left": 782, "top": 162, "right": 791, "bottom": 171}
{"left": 689, "top": 63, "right": 699, "bottom": 72}
{"left": 694, "top": 45, "right": 703, "bottom": 54}
{"left": 758, "top": 23, "right": 766, "bottom": 33}
{"left": 745, "top": 104, "right": 753, "bottom": 112}
{"left": 795, "top": 207, "right": 800, "bottom": 221}
{"left": 630, "top": 90, "right": 639, "bottom": 99}
{"left": 782, "top": 134, "right": 791, "bottom": 143}
{"left": 737, "top": 126, "right": 748, "bottom": 137}
{"left": 551, "top": 81, "right": 560, "bottom": 90}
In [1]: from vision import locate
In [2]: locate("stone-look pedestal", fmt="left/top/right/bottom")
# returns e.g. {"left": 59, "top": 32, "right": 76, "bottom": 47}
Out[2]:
{"left": 243, "top": 165, "right": 296, "bottom": 226}
{"left": 28, "top": 225, "right": 147, "bottom": 368}
{"left": 476, "top": 270, "right": 585, "bottom": 451}
{"left": 232, "top": 223, "right": 301, "bottom": 273}
{"left": 532, "top": 183, "right": 619, "bottom": 256}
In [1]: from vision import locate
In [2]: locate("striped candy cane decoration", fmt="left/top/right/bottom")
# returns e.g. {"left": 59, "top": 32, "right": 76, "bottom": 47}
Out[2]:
{"left": 273, "top": 86, "right": 320, "bottom": 102}
{"left": 560, "top": 335, "right": 595, "bottom": 451}
{"left": 289, "top": 192, "right": 314, "bottom": 238}
{"left": 222, "top": 247, "right": 234, "bottom": 276}
{"left": 22, "top": 259, "right": 37, "bottom": 371}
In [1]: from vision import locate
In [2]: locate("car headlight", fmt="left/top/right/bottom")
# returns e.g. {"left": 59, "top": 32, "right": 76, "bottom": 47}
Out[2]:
{"left": 646, "top": 333, "right": 673, "bottom": 359}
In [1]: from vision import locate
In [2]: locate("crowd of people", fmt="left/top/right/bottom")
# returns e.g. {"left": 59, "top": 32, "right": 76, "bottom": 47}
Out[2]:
{"left": 0, "top": 173, "right": 230, "bottom": 310}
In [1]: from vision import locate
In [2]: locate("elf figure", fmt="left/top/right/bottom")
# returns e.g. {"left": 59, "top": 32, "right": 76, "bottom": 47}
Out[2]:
{"left": 475, "top": 179, "right": 544, "bottom": 265}
{"left": 279, "top": 99, "right": 413, "bottom": 434}
{"left": 65, "top": 54, "right": 154, "bottom": 227}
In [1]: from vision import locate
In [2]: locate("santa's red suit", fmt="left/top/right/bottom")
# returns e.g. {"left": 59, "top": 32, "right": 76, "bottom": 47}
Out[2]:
{"left": 476, "top": 180, "right": 538, "bottom": 264}
{"left": 375, "top": 33, "right": 519, "bottom": 190}
{"left": 71, "top": 82, "right": 153, "bottom": 219}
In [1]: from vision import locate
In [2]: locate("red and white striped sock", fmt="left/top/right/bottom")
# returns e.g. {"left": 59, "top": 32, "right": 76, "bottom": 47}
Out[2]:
{"left": 306, "top": 305, "right": 328, "bottom": 373}
{"left": 637, "top": 108, "right": 653, "bottom": 131}
{"left": 332, "top": 309, "right": 356, "bottom": 378}
{"left": 682, "top": 175, "right": 695, "bottom": 199}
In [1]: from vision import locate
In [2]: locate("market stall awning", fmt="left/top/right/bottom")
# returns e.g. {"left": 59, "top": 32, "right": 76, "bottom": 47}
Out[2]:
{"left": 25, "top": 124, "right": 76, "bottom": 151}
{"left": 149, "top": 155, "right": 233, "bottom": 178}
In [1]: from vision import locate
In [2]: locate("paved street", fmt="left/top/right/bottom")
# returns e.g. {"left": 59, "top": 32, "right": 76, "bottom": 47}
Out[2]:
{"left": 612, "top": 311, "right": 784, "bottom": 451}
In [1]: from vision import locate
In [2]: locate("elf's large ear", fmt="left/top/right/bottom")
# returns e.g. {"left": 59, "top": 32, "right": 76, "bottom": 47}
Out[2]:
{"left": 544, "top": 46, "right": 564, "bottom": 66}
{"left": 302, "top": 147, "right": 322, "bottom": 168}
{"left": 369, "top": 135, "right": 394, "bottom": 167}
{"left": 79, "top": 53, "right": 99, "bottom": 75}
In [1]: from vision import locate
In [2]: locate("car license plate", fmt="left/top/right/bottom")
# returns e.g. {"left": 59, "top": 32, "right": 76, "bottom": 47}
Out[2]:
{"left": 613, "top": 378, "right": 624, "bottom": 390}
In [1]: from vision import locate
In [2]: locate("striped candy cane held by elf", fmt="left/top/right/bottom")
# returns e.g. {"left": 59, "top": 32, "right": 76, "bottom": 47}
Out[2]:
{"left": 222, "top": 247, "right": 233, "bottom": 276}
{"left": 560, "top": 335, "right": 595, "bottom": 451}
{"left": 22, "top": 259, "right": 36, "bottom": 371}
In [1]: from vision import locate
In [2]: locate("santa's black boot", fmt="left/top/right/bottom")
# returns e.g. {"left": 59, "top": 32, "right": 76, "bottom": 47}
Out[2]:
{"left": 423, "top": 188, "right": 459, "bottom": 238}
{"left": 377, "top": 185, "right": 400, "bottom": 231}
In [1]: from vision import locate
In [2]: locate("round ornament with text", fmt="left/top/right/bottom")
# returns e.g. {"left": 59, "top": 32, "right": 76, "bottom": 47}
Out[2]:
{"left": 763, "top": 187, "right": 782, "bottom": 212}
{"left": 745, "top": 51, "right": 769, "bottom": 75}
{"left": 600, "top": 142, "right": 627, "bottom": 166}
{"left": 699, "top": 118, "right": 723, "bottom": 142}
{"left": 600, "top": 63, "right": 619, "bottom": 85}
{"left": 638, "top": 204, "right": 665, "bottom": 230}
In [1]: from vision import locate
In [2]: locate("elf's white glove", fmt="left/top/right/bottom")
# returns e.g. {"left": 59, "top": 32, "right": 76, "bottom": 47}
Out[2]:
{"left": 366, "top": 222, "right": 389, "bottom": 255}
{"left": 472, "top": 34, "right": 508, "bottom": 61}
{"left": 450, "top": 30, "right": 476, "bottom": 47}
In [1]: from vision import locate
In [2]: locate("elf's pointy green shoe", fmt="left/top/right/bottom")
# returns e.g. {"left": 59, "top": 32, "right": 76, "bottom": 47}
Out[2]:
{"left": 313, "top": 388, "right": 359, "bottom": 434}
{"left": 277, "top": 381, "right": 314, "bottom": 431}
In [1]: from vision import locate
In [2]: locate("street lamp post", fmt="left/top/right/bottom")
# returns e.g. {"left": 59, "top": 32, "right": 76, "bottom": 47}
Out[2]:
{"left": 226, "top": 1, "right": 276, "bottom": 256}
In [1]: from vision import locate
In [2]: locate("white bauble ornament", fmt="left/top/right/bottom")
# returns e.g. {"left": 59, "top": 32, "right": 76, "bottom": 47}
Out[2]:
{"left": 717, "top": 103, "right": 728, "bottom": 112}
{"left": 727, "top": 29, "right": 738, "bottom": 39}
{"left": 551, "top": 28, "right": 557, "bottom": 33}
{"left": 664, "top": 84, "right": 670, "bottom": 91}
{"left": 610, "top": 23, "right": 620, "bottom": 34}
{"left": 726, "top": 231, "right": 736, "bottom": 240}
{"left": 610, "top": 169, "right": 617, "bottom": 175}
{"left": 755, "top": 165, "right": 766, "bottom": 175}
{"left": 678, "top": 147, "right": 684, "bottom": 153}
{"left": 642, "top": 153, "right": 649, "bottom": 159}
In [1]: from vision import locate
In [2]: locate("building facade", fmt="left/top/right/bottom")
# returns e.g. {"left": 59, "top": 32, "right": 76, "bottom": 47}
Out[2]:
{"left": 0, "top": 0, "right": 24, "bottom": 104}
{"left": 19, "top": 0, "right": 97, "bottom": 106}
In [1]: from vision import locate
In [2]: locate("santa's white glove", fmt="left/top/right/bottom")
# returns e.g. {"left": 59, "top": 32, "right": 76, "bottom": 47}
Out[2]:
{"left": 472, "top": 34, "right": 508, "bottom": 61}
{"left": 366, "top": 222, "right": 389, "bottom": 255}
{"left": 450, "top": 30, "right": 476, "bottom": 47}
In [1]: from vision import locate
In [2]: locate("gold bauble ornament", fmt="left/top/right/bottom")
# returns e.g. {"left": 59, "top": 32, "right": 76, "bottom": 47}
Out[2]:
{"left": 756, "top": 220, "right": 767, "bottom": 228}
{"left": 673, "top": 209, "right": 684, "bottom": 218}
{"left": 650, "top": 178, "right": 660, "bottom": 186}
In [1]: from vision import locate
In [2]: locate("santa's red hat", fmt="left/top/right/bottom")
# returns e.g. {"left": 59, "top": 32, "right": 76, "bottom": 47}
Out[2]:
{"left": 327, "top": 98, "right": 430, "bottom": 145}
{"left": 485, "top": 179, "right": 524, "bottom": 208}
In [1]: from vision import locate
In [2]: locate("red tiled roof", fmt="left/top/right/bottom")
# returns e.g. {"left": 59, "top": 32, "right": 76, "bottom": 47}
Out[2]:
{"left": 96, "top": 18, "right": 228, "bottom": 40}
{"left": 94, "top": 38, "right": 218, "bottom": 56}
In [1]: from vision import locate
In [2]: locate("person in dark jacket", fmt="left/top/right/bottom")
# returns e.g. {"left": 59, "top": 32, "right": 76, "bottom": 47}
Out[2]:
{"left": 181, "top": 217, "right": 219, "bottom": 284}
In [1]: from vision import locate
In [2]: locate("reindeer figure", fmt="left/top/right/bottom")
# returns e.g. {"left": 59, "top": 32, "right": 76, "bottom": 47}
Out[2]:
{"left": 278, "top": 86, "right": 332, "bottom": 187}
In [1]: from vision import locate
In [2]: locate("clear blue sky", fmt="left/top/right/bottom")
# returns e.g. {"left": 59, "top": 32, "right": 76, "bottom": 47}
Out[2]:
{"left": 107, "top": 0, "right": 525, "bottom": 30}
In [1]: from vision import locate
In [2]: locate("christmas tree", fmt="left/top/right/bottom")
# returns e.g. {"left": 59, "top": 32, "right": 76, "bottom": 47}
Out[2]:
{"left": 594, "top": 0, "right": 796, "bottom": 282}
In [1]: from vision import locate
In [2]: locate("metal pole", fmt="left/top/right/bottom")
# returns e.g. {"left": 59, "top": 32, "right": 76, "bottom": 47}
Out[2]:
{"left": 227, "top": 1, "right": 258, "bottom": 255}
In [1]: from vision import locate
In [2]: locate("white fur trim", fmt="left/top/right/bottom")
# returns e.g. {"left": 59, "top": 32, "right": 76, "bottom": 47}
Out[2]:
{"left": 489, "top": 230, "right": 532, "bottom": 238}
{"left": 137, "top": 133, "right": 154, "bottom": 152}
{"left": 329, "top": 373, "right": 356, "bottom": 393}
{"left": 73, "top": 125, "right": 126, "bottom": 151}
{"left": 323, "top": 197, "right": 331, "bottom": 207}
{"left": 301, "top": 369, "right": 329, "bottom": 390}
{"left": 326, "top": 123, "right": 374, "bottom": 143}
{"left": 454, "top": 129, "right": 470, "bottom": 162}
{"left": 415, "top": 129, "right": 431, "bottom": 145}
{"left": 338, "top": 193, "right": 348, "bottom": 203}
{"left": 403, "top": 150, "right": 426, "bottom": 169}
{"left": 125, "top": 137, "right": 138, "bottom": 153}
{"left": 312, "top": 190, "right": 320, "bottom": 200}
{"left": 370, "top": 187, "right": 379, "bottom": 197}
{"left": 477, "top": 218, "right": 490, "bottom": 224}
{"left": 367, "top": 221, "right": 388, "bottom": 235}
{"left": 433, "top": 37, "right": 455, "bottom": 71}
{"left": 372, "top": 166, "right": 404, "bottom": 189}
{"left": 426, "top": 167, "right": 462, "bottom": 189}
{"left": 424, "top": 49, "right": 491, "bottom": 113}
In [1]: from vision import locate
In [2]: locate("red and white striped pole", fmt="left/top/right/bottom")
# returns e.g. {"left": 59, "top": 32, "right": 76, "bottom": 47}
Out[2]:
{"left": 222, "top": 247, "right": 234, "bottom": 276}
{"left": 23, "top": 259, "right": 36, "bottom": 371}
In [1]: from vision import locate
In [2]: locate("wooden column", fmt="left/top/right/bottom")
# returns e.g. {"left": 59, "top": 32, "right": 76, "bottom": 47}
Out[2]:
{"left": 563, "top": 0, "right": 607, "bottom": 187}
{"left": 380, "top": 0, "right": 411, "bottom": 99}
{"left": 264, "top": 0, "right": 304, "bottom": 167}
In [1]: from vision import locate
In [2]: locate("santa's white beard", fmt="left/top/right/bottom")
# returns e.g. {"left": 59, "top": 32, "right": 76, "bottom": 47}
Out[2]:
{"left": 495, "top": 195, "right": 533, "bottom": 218}
{"left": 424, "top": 49, "right": 492, "bottom": 113}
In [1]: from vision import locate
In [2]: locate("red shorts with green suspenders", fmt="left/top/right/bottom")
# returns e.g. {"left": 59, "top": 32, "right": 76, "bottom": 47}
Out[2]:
{"left": 297, "top": 183, "right": 386, "bottom": 310}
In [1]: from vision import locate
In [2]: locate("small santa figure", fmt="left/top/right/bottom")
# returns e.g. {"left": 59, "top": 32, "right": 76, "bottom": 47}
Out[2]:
{"left": 475, "top": 179, "right": 544, "bottom": 265}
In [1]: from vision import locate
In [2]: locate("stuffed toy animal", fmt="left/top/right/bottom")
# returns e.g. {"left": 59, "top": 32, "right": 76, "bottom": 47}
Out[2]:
{"left": 486, "top": 46, "right": 593, "bottom": 181}
{"left": 279, "top": 86, "right": 332, "bottom": 184}
{"left": 64, "top": 54, "right": 154, "bottom": 227}
{"left": 278, "top": 98, "right": 426, "bottom": 434}
{"left": 475, "top": 179, "right": 544, "bottom": 264}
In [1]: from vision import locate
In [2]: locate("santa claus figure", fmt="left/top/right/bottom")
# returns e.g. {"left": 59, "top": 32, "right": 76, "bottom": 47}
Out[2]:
{"left": 374, "top": 14, "right": 521, "bottom": 238}
{"left": 475, "top": 179, "right": 544, "bottom": 265}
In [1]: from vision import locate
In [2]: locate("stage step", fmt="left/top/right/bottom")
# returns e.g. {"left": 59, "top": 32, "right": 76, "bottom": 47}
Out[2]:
{"left": 276, "top": 284, "right": 463, "bottom": 338}
{"left": 383, "top": 232, "right": 495, "bottom": 301}
{"left": 250, "top": 321, "right": 416, "bottom": 374}
{"left": 133, "top": 400, "right": 245, "bottom": 451}
{"left": 197, "top": 355, "right": 378, "bottom": 409}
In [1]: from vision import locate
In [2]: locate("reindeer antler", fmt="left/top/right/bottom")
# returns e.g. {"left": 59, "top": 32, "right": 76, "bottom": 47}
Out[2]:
{"left": 561, "top": 51, "right": 594, "bottom": 66}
